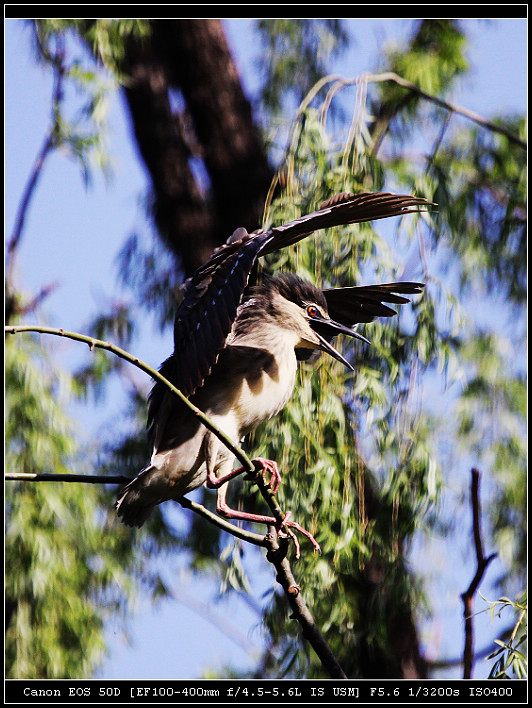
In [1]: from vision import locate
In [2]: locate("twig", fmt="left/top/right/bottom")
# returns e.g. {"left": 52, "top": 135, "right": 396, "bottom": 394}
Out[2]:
{"left": 5, "top": 472, "right": 131, "bottom": 485}
{"left": 460, "top": 468, "right": 497, "bottom": 679}
{"left": 176, "top": 497, "right": 268, "bottom": 548}
{"left": 367, "top": 72, "right": 526, "bottom": 150}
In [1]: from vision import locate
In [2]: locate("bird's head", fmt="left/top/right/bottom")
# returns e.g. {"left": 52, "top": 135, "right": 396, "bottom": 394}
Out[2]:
{"left": 263, "top": 274, "right": 368, "bottom": 370}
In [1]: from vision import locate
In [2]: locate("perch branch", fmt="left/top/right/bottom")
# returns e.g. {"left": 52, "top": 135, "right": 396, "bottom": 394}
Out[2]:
{"left": 265, "top": 531, "right": 347, "bottom": 679}
{"left": 460, "top": 468, "right": 497, "bottom": 679}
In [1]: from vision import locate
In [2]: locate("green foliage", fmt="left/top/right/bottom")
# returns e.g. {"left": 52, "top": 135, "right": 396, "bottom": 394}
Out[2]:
{"left": 256, "top": 19, "right": 349, "bottom": 117}
{"left": 372, "top": 19, "right": 469, "bottom": 147}
{"left": 26, "top": 20, "right": 115, "bottom": 186}
{"left": 429, "top": 118, "right": 527, "bottom": 303}
{"left": 31, "top": 19, "right": 150, "bottom": 79}
{"left": 455, "top": 333, "right": 527, "bottom": 579}
{"left": 5, "top": 334, "right": 136, "bottom": 678}
{"left": 485, "top": 593, "right": 527, "bottom": 679}
{"left": 385, "top": 19, "right": 468, "bottom": 98}
{"left": 242, "top": 102, "right": 437, "bottom": 675}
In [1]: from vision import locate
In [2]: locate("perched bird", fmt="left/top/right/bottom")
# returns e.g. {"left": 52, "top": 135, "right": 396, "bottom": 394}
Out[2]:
{"left": 116, "top": 192, "right": 430, "bottom": 546}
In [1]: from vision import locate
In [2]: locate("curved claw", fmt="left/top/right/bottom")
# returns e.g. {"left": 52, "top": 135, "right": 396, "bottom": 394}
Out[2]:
{"left": 277, "top": 511, "right": 321, "bottom": 559}
{"left": 252, "top": 457, "right": 282, "bottom": 495}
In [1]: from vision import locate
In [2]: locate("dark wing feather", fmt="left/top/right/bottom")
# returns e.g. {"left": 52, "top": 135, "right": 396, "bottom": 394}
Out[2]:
{"left": 147, "top": 231, "right": 272, "bottom": 441}
{"left": 259, "top": 192, "right": 433, "bottom": 255}
{"left": 323, "top": 282, "right": 424, "bottom": 326}
{"left": 173, "top": 231, "right": 272, "bottom": 395}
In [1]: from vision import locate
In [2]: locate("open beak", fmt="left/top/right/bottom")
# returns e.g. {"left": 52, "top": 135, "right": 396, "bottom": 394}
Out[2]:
{"left": 310, "top": 317, "right": 370, "bottom": 370}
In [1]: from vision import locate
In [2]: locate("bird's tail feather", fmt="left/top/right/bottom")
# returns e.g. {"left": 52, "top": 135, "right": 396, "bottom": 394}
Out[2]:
{"left": 115, "top": 466, "right": 161, "bottom": 528}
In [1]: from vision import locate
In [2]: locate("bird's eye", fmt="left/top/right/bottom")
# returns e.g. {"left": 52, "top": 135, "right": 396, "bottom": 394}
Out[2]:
{"left": 307, "top": 305, "right": 319, "bottom": 318}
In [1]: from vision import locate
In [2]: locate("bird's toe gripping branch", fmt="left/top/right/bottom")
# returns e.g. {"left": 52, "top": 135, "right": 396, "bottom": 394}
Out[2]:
{"left": 247, "top": 457, "right": 282, "bottom": 494}
{"left": 206, "top": 458, "right": 320, "bottom": 558}
{"left": 275, "top": 512, "right": 321, "bottom": 559}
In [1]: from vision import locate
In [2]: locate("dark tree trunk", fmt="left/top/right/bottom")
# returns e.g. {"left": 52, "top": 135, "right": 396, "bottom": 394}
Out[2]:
{"left": 122, "top": 19, "right": 273, "bottom": 278}
{"left": 156, "top": 19, "right": 273, "bottom": 240}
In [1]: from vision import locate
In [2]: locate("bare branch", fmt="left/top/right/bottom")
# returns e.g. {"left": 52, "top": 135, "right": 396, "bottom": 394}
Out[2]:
{"left": 308, "top": 71, "right": 526, "bottom": 150}
{"left": 367, "top": 72, "right": 526, "bottom": 150}
{"left": 461, "top": 468, "right": 498, "bottom": 679}
{"left": 5, "top": 472, "right": 131, "bottom": 485}
{"left": 6, "top": 38, "right": 67, "bottom": 285}
{"left": 265, "top": 531, "right": 348, "bottom": 679}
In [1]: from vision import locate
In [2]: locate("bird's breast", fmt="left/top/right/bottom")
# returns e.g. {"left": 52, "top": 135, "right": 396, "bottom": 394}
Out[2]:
{"left": 197, "top": 339, "right": 298, "bottom": 437}
{"left": 235, "top": 353, "right": 297, "bottom": 434}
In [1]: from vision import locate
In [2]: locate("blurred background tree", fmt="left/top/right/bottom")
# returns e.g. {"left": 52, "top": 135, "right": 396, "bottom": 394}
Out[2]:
{"left": 5, "top": 18, "right": 526, "bottom": 679}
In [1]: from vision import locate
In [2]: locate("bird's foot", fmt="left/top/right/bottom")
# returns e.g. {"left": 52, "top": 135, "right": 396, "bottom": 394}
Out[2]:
{"left": 216, "top": 500, "right": 320, "bottom": 559}
{"left": 249, "top": 457, "right": 282, "bottom": 494}
{"left": 277, "top": 511, "right": 321, "bottom": 559}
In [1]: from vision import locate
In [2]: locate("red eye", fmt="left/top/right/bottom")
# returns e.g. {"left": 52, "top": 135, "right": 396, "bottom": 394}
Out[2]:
{"left": 307, "top": 305, "right": 319, "bottom": 318}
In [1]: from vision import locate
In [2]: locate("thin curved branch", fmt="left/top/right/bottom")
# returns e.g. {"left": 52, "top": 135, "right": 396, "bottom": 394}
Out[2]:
{"left": 367, "top": 72, "right": 526, "bottom": 150}
{"left": 5, "top": 324, "right": 255, "bottom": 473}
{"left": 300, "top": 71, "right": 526, "bottom": 150}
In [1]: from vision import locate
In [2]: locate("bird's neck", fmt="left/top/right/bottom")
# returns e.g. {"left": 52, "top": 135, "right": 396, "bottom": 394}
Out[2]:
{"left": 229, "top": 319, "right": 302, "bottom": 357}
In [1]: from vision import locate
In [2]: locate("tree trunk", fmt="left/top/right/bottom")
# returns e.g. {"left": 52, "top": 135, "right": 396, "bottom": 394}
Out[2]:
{"left": 123, "top": 19, "right": 273, "bottom": 278}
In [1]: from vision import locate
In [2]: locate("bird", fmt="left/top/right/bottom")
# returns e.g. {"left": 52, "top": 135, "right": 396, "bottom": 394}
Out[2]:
{"left": 115, "top": 191, "right": 431, "bottom": 549}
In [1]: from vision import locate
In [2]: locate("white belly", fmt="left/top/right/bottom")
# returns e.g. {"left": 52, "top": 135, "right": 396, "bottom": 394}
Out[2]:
{"left": 230, "top": 362, "right": 297, "bottom": 435}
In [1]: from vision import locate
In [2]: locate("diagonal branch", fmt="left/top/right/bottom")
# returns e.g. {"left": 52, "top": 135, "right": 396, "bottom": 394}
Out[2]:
{"left": 5, "top": 324, "right": 255, "bottom": 473}
{"left": 6, "top": 38, "right": 66, "bottom": 286}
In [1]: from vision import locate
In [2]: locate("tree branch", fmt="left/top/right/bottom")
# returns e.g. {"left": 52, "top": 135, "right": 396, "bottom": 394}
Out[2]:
{"left": 308, "top": 71, "right": 526, "bottom": 150}
{"left": 265, "top": 531, "right": 348, "bottom": 679}
{"left": 5, "top": 324, "right": 255, "bottom": 473}
{"left": 6, "top": 38, "right": 67, "bottom": 287}
{"left": 460, "top": 467, "right": 497, "bottom": 679}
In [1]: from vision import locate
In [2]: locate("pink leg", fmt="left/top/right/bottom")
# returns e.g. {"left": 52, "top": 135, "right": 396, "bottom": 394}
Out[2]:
{"left": 202, "top": 439, "right": 318, "bottom": 557}
{"left": 206, "top": 457, "right": 282, "bottom": 494}
{"left": 215, "top": 490, "right": 321, "bottom": 559}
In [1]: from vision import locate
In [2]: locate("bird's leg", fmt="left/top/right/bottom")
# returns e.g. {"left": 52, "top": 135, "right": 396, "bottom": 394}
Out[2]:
{"left": 215, "top": 484, "right": 320, "bottom": 558}
{"left": 206, "top": 453, "right": 281, "bottom": 494}
{"left": 202, "top": 434, "right": 319, "bottom": 556}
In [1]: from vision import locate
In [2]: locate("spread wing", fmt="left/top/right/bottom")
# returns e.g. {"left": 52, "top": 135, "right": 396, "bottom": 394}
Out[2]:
{"left": 147, "top": 192, "right": 432, "bottom": 442}
{"left": 259, "top": 192, "right": 432, "bottom": 255}
{"left": 323, "top": 282, "right": 425, "bottom": 325}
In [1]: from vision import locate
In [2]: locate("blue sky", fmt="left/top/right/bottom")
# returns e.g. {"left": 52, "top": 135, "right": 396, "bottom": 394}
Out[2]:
{"left": 5, "top": 17, "right": 527, "bottom": 679}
